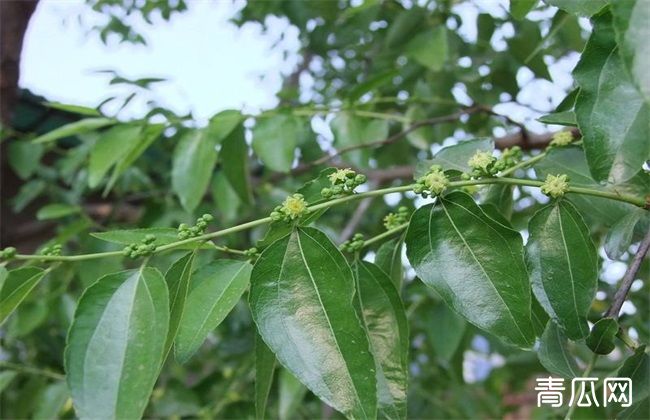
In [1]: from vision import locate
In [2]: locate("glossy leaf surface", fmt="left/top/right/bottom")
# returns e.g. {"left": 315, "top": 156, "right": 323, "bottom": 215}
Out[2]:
{"left": 164, "top": 252, "right": 195, "bottom": 357}
{"left": 526, "top": 200, "right": 597, "bottom": 340}
{"left": 65, "top": 268, "right": 169, "bottom": 419}
{"left": 175, "top": 259, "right": 252, "bottom": 363}
{"left": 538, "top": 321, "right": 581, "bottom": 379}
{"left": 405, "top": 191, "right": 534, "bottom": 348}
{"left": 375, "top": 238, "right": 404, "bottom": 291}
{"left": 250, "top": 227, "right": 377, "bottom": 419}
{"left": 586, "top": 317, "right": 618, "bottom": 355}
{"left": 353, "top": 261, "right": 408, "bottom": 419}
{"left": 573, "top": 11, "right": 650, "bottom": 184}
{"left": 612, "top": 0, "right": 650, "bottom": 103}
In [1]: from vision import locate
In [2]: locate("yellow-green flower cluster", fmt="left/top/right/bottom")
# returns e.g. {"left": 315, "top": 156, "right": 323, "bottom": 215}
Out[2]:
{"left": 413, "top": 165, "right": 449, "bottom": 197}
{"left": 321, "top": 168, "right": 367, "bottom": 198}
{"left": 541, "top": 174, "right": 569, "bottom": 198}
{"left": 467, "top": 150, "right": 498, "bottom": 177}
{"left": 271, "top": 193, "right": 310, "bottom": 222}
{"left": 383, "top": 206, "right": 410, "bottom": 230}
{"left": 178, "top": 214, "right": 214, "bottom": 239}
{"left": 340, "top": 233, "right": 365, "bottom": 253}
{"left": 123, "top": 235, "right": 156, "bottom": 259}
{"left": 550, "top": 131, "right": 574, "bottom": 147}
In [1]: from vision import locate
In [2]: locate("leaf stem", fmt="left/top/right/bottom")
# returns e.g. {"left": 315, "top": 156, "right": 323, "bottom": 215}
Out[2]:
{"left": 499, "top": 151, "right": 547, "bottom": 176}
{"left": 0, "top": 361, "right": 65, "bottom": 380}
{"left": 362, "top": 223, "right": 409, "bottom": 249}
{"left": 563, "top": 354, "right": 598, "bottom": 420}
{"left": 9, "top": 178, "right": 647, "bottom": 262}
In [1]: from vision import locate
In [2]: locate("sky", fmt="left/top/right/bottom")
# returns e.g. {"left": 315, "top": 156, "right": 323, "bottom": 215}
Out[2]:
{"left": 20, "top": 0, "right": 300, "bottom": 120}
{"left": 20, "top": 0, "right": 578, "bottom": 130}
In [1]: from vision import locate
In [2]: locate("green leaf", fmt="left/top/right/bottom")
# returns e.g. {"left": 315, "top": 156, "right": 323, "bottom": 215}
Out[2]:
{"left": 88, "top": 124, "right": 143, "bottom": 188}
{"left": 278, "top": 369, "right": 308, "bottom": 420}
{"left": 537, "top": 110, "right": 577, "bottom": 126}
{"left": 375, "top": 238, "right": 404, "bottom": 291}
{"left": 545, "top": 0, "right": 607, "bottom": 17}
{"left": 586, "top": 317, "right": 619, "bottom": 355}
{"left": 36, "top": 204, "right": 81, "bottom": 220}
{"left": 573, "top": 11, "right": 650, "bottom": 184}
{"left": 415, "top": 138, "right": 494, "bottom": 177}
{"left": 65, "top": 268, "right": 169, "bottom": 419}
{"left": 526, "top": 200, "right": 598, "bottom": 340}
{"left": 8, "top": 141, "right": 44, "bottom": 179}
{"left": 535, "top": 147, "right": 638, "bottom": 227}
{"left": 250, "top": 227, "right": 377, "bottom": 418}
{"left": 255, "top": 332, "right": 276, "bottom": 420}
{"left": 105, "top": 123, "right": 164, "bottom": 193}
{"left": 175, "top": 260, "right": 252, "bottom": 363}
{"left": 220, "top": 124, "right": 252, "bottom": 204}
{"left": 331, "top": 113, "right": 388, "bottom": 167}
{"left": 406, "top": 27, "right": 448, "bottom": 71}
{"left": 612, "top": 0, "right": 650, "bottom": 103}
{"left": 172, "top": 129, "right": 218, "bottom": 212}
{"left": 33, "top": 382, "right": 69, "bottom": 420}
{"left": 617, "top": 345, "right": 649, "bottom": 413}
{"left": 405, "top": 191, "right": 535, "bottom": 348}
{"left": 538, "top": 321, "right": 582, "bottom": 379}
{"left": 353, "top": 261, "right": 408, "bottom": 419}
{"left": 510, "top": 0, "right": 537, "bottom": 20}
{"left": 428, "top": 303, "right": 467, "bottom": 362}
{"left": 32, "top": 117, "right": 116, "bottom": 144}
{"left": 164, "top": 252, "right": 195, "bottom": 358}
{"left": 605, "top": 209, "right": 648, "bottom": 259}
{"left": 0, "top": 267, "right": 47, "bottom": 325}
{"left": 206, "top": 109, "right": 243, "bottom": 142}
{"left": 385, "top": 7, "right": 425, "bottom": 48}
{"left": 91, "top": 227, "right": 211, "bottom": 250}
{"left": 252, "top": 114, "right": 300, "bottom": 173}
{"left": 46, "top": 102, "right": 101, "bottom": 116}
{"left": 0, "top": 371, "right": 18, "bottom": 394}
{"left": 508, "top": 21, "right": 551, "bottom": 80}
{"left": 212, "top": 171, "right": 241, "bottom": 223}
{"left": 482, "top": 185, "right": 514, "bottom": 220}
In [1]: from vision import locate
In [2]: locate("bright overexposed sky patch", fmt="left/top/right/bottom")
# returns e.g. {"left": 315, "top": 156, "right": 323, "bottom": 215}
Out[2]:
{"left": 20, "top": 0, "right": 300, "bottom": 120}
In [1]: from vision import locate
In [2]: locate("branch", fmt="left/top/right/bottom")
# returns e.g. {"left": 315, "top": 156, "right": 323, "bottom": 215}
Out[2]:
{"left": 10, "top": 178, "right": 647, "bottom": 263}
{"left": 605, "top": 228, "right": 650, "bottom": 319}
{"left": 339, "top": 196, "right": 374, "bottom": 242}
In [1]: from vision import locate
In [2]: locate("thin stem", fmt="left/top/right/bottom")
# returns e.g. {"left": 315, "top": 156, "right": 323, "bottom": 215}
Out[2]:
{"left": 0, "top": 361, "right": 65, "bottom": 380}
{"left": 9, "top": 178, "right": 647, "bottom": 262}
{"left": 499, "top": 151, "right": 547, "bottom": 177}
{"left": 616, "top": 328, "right": 639, "bottom": 351}
{"left": 564, "top": 354, "right": 598, "bottom": 420}
{"left": 362, "top": 223, "right": 409, "bottom": 249}
{"left": 606, "top": 228, "right": 650, "bottom": 319}
{"left": 209, "top": 242, "right": 248, "bottom": 256}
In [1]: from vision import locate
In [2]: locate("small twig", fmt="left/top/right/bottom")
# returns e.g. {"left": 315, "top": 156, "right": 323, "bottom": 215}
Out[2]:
{"left": 605, "top": 229, "right": 650, "bottom": 319}
{"left": 0, "top": 361, "right": 65, "bottom": 380}
{"left": 306, "top": 106, "right": 482, "bottom": 169}
{"left": 339, "top": 197, "right": 374, "bottom": 242}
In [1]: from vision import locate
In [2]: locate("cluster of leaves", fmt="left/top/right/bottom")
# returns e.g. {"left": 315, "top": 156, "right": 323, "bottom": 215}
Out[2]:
{"left": 1, "top": 1, "right": 649, "bottom": 419}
